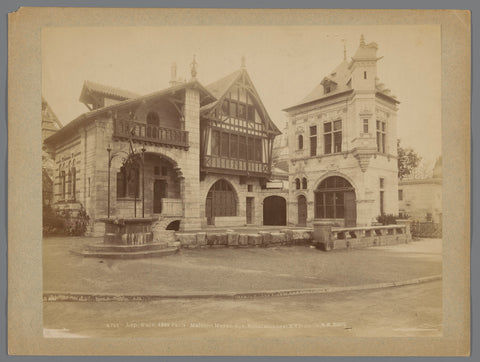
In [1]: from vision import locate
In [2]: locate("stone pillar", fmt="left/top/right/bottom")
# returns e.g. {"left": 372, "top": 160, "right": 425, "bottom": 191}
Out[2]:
{"left": 356, "top": 199, "right": 375, "bottom": 226}
{"left": 313, "top": 221, "right": 335, "bottom": 251}
{"left": 181, "top": 86, "right": 201, "bottom": 230}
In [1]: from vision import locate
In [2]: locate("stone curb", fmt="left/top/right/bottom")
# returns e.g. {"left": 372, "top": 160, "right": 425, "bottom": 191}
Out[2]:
{"left": 43, "top": 275, "right": 441, "bottom": 302}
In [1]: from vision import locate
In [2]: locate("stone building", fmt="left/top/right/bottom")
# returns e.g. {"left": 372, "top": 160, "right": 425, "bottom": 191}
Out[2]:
{"left": 42, "top": 96, "right": 62, "bottom": 206}
{"left": 283, "top": 36, "right": 400, "bottom": 227}
{"left": 398, "top": 156, "right": 442, "bottom": 223}
{"left": 44, "top": 59, "right": 288, "bottom": 236}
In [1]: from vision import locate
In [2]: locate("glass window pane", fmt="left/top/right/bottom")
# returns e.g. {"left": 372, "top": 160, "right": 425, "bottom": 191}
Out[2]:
{"left": 221, "top": 133, "right": 229, "bottom": 157}
{"left": 325, "top": 192, "right": 334, "bottom": 205}
{"left": 230, "top": 134, "right": 238, "bottom": 158}
{"left": 238, "top": 104, "right": 246, "bottom": 119}
{"left": 310, "top": 125, "right": 317, "bottom": 135}
{"left": 336, "top": 205, "right": 344, "bottom": 218}
{"left": 334, "top": 120, "right": 342, "bottom": 130}
{"left": 334, "top": 132, "right": 342, "bottom": 152}
{"left": 255, "top": 139, "right": 262, "bottom": 161}
{"left": 324, "top": 134, "right": 331, "bottom": 154}
{"left": 230, "top": 101, "right": 237, "bottom": 117}
{"left": 212, "top": 130, "right": 220, "bottom": 155}
{"left": 326, "top": 205, "right": 335, "bottom": 218}
{"left": 239, "top": 136, "right": 246, "bottom": 159}
{"left": 324, "top": 122, "right": 332, "bottom": 133}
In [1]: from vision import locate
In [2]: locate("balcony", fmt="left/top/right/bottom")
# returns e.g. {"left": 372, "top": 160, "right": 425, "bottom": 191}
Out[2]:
{"left": 203, "top": 155, "right": 270, "bottom": 176}
{"left": 114, "top": 119, "right": 189, "bottom": 149}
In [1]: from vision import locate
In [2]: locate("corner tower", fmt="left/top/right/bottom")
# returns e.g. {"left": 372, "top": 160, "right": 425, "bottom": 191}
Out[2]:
{"left": 283, "top": 36, "right": 400, "bottom": 227}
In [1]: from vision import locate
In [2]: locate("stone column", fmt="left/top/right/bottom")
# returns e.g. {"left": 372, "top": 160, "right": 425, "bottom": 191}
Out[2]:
{"left": 181, "top": 86, "right": 201, "bottom": 230}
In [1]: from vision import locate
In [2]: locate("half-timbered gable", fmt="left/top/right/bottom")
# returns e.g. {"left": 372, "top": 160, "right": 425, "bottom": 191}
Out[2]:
{"left": 200, "top": 66, "right": 281, "bottom": 180}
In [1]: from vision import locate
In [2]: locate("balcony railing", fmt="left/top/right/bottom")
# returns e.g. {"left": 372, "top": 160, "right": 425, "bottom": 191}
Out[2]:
{"left": 114, "top": 119, "right": 189, "bottom": 149}
{"left": 203, "top": 155, "right": 270, "bottom": 175}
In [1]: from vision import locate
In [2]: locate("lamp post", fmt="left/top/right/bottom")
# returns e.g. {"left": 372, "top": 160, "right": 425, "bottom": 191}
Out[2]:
{"left": 141, "top": 147, "right": 146, "bottom": 218}
{"left": 107, "top": 145, "right": 112, "bottom": 219}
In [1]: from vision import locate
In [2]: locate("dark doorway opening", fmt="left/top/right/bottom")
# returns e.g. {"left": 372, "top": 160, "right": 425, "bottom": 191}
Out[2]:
{"left": 263, "top": 196, "right": 287, "bottom": 226}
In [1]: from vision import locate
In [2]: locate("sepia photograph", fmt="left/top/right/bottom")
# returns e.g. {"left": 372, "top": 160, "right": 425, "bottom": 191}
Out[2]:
{"left": 8, "top": 8, "right": 470, "bottom": 356}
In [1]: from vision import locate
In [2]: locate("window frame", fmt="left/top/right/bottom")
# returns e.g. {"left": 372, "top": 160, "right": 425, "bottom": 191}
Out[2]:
{"left": 323, "top": 120, "right": 342, "bottom": 154}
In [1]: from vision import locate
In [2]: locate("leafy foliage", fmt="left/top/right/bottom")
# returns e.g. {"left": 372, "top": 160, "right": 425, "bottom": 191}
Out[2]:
{"left": 376, "top": 214, "right": 398, "bottom": 225}
{"left": 397, "top": 139, "right": 422, "bottom": 180}
{"left": 43, "top": 204, "right": 90, "bottom": 236}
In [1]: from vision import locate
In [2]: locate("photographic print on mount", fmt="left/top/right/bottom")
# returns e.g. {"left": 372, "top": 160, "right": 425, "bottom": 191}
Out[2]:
{"left": 8, "top": 8, "right": 470, "bottom": 356}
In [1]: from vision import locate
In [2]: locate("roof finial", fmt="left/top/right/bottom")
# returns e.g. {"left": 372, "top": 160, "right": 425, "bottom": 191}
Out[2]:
{"left": 241, "top": 55, "right": 246, "bottom": 69}
{"left": 360, "top": 34, "right": 365, "bottom": 46}
{"left": 190, "top": 55, "right": 198, "bottom": 80}
{"left": 342, "top": 39, "right": 346, "bottom": 60}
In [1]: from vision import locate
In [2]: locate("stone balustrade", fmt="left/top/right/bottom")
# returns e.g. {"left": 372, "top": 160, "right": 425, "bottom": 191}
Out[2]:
{"left": 313, "top": 222, "right": 411, "bottom": 251}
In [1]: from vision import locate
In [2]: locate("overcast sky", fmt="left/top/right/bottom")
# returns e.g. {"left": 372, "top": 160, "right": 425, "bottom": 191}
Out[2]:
{"left": 42, "top": 25, "right": 441, "bottom": 165}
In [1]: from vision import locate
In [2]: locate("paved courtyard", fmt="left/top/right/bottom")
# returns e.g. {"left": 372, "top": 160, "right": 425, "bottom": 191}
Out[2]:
{"left": 43, "top": 237, "right": 442, "bottom": 339}
{"left": 43, "top": 237, "right": 441, "bottom": 295}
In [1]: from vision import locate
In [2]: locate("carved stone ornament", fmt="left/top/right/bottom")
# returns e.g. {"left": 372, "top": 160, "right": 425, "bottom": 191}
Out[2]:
{"left": 296, "top": 126, "right": 304, "bottom": 134}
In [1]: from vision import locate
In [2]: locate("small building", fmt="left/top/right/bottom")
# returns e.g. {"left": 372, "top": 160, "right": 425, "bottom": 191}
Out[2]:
{"left": 42, "top": 96, "right": 62, "bottom": 206}
{"left": 44, "top": 59, "right": 288, "bottom": 236}
{"left": 398, "top": 156, "right": 442, "bottom": 223}
{"left": 283, "top": 35, "right": 400, "bottom": 227}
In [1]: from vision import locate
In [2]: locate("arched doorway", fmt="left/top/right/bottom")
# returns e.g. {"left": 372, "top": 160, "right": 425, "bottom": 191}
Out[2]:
{"left": 205, "top": 179, "right": 237, "bottom": 225}
{"left": 314, "top": 176, "right": 356, "bottom": 227}
{"left": 263, "top": 196, "right": 286, "bottom": 226}
{"left": 297, "top": 195, "right": 307, "bottom": 226}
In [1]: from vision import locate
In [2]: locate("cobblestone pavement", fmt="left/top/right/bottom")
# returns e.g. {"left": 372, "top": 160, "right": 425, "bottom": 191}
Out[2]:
{"left": 43, "top": 237, "right": 441, "bottom": 295}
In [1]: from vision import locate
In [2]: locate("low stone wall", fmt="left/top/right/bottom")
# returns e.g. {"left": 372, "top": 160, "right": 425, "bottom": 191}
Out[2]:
{"left": 174, "top": 229, "right": 313, "bottom": 249}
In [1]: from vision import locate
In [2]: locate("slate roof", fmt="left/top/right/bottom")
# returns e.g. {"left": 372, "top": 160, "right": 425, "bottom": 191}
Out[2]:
{"left": 283, "top": 38, "right": 398, "bottom": 112}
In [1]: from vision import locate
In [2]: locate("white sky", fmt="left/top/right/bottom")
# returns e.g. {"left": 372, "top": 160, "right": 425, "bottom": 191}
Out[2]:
{"left": 42, "top": 25, "right": 441, "bottom": 165}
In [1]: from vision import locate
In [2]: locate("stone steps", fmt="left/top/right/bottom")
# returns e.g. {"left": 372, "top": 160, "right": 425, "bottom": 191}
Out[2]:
{"left": 85, "top": 242, "right": 171, "bottom": 253}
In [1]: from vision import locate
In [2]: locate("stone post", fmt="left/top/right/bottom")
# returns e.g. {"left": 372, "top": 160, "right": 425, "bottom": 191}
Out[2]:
{"left": 181, "top": 86, "right": 201, "bottom": 230}
{"left": 313, "top": 221, "right": 335, "bottom": 251}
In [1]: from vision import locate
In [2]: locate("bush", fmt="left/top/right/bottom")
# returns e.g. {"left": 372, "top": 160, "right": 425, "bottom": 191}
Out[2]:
{"left": 376, "top": 214, "right": 398, "bottom": 225}
{"left": 43, "top": 204, "right": 90, "bottom": 236}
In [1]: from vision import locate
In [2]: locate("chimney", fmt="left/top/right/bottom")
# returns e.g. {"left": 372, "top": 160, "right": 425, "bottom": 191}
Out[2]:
{"left": 169, "top": 62, "right": 177, "bottom": 87}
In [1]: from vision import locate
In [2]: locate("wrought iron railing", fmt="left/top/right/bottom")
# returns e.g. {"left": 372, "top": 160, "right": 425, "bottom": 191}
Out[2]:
{"left": 114, "top": 119, "right": 189, "bottom": 149}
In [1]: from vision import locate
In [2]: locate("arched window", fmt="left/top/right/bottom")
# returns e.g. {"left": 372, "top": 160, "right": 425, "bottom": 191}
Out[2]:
{"left": 67, "top": 170, "right": 72, "bottom": 198}
{"left": 298, "top": 135, "right": 304, "bottom": 150}
{"left": 205, "top": 179, "right": 237, "bottom": 225}
{"left": 315, "top": 176, "right": 355, "bottom": 220}
{"left": 71, "top": 167, "right": 76, "bottom": 201}
{"left": 295, "top": 178, "right": 301, "bottom": 190}
{"left": 302, "top": 177, "right": 307, "bottom": 189}
{"left": 60, "top": 170, "right": 66, "bottom": 200}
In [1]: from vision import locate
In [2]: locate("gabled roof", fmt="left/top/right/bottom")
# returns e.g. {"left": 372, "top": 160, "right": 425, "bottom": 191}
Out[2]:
{"left": 41, "top": 96, "right": 63, "bottom": 130}
{"left": 45, "top": 80, "right": 216, "bottom": 145}
{"left": 205, "top": 69, "right": 243, "bottom": 99}
{"left": 79, "top": 80, "right": 140, "bottom": 104}
{"left": 201, "top": 68, "right": 281, "bottom": 135}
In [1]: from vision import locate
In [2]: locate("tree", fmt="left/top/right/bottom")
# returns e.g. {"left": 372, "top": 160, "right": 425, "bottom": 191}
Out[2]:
{"left": 397, "top": 139, "right": 422, "bottom": 180}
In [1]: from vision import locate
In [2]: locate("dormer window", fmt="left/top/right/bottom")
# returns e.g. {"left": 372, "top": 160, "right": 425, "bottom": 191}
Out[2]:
{"left": 324, "top": 85, "right": 331, "bottom": 94}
